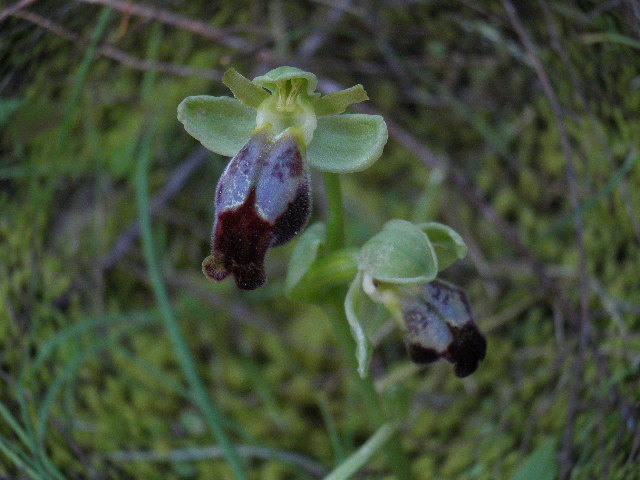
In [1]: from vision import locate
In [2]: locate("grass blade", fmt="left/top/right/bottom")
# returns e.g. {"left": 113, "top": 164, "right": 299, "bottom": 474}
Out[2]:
{"left": 322, "top": 422, "right": 398, "bottom": 480}
{"left": 57, "top": 6, "right": 112, "bottom": 150}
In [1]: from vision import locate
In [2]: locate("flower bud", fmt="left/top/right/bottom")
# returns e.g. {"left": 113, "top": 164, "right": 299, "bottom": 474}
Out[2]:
{"left": 202, "top": 127, "right": 311, "bottom": 290}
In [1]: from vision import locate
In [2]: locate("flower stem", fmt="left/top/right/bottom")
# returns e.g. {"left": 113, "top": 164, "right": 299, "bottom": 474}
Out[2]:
{"left": 323, "top": 172, "right": 345, "bottom": 251}
{"left": 322, "top": 174, "right": 412, "bottom": 480}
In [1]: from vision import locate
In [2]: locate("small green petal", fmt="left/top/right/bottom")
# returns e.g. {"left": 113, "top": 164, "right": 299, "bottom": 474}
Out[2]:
{"left": 285, "top": 223, "right": 326, "bottom": 295}
{"left": 223, "top": 68, "right": 269, "bottom": 109}
{"left": 177, "top": 96, "right": 256, "bottom": 157}
{"left": 418, "top": 222, "right": 468, "bottom": 271}
{"left": 312, "top": 85, "right": 369, "bottom": 117}
{"left": 359, "top": 219, "right": 438, "bottom": 283}
{"left": 307, "top": 114, "right": 388, "bottom": 173}
{"left": 253, "top": 66, "right": 318, "bottom": 95}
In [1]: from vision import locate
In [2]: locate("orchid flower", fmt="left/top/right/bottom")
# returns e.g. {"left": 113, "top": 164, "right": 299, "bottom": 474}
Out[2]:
{"left": 287, "top": 218, "right": 486, "bottom": 378}
{"left": 178, "top": 66, "right": 387, "bottom": 289}
{"left": 346, "top": 219, "right": 486, "bottom": 377}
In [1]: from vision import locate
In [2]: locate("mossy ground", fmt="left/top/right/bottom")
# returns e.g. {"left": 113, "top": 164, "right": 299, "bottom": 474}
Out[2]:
{"left": 1, "top": 1, "right": 639, "bottom": 479}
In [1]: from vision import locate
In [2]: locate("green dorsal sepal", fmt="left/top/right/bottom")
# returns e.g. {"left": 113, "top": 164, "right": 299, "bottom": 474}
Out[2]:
{"left": 223, "top": 68, "right": 270, "bottom": 109}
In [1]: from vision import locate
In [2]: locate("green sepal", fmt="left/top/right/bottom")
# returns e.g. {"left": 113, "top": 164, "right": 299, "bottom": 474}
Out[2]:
{"left": 345, "top": 271, "right": 388, "bottom": 377}
{"left": 307, "top": 114, "right": 388, "bottom": 173}
{"left": 177, "top": 96, "right": 256, "bottom": 157}
{"left": 253, "top": 66, "right": 319, "bottom": 96}
{"left": 223, "top": 68, "right": 269, "bottom": 109}
{"left": 285, "top": 223, "right": 326, "bottom": 295}
{"left": 311, "top": 85, "right": 369, "bottom": 117}
{"left": 418, "top": 222, "right": 468, "bottom": 271}
{"left": 359, "top": 219, "right": 438, "bottom": 283}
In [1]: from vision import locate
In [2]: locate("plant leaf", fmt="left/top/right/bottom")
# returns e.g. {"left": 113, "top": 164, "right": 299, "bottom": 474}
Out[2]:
{"left": 307, "top": 114, "right": 387, "bottom": 173}
{"left": 312, "top": 85, "right": 369, "bottom": 117}
{"left": 285, "top": 223, "right": 326, "bottom": 294}
{"left": 223, "top": 68, "right": 269, "bottom": 109}
{"left": 418, "top": 222, "right": 468, "bottom": 271}
{"left": 177, "top": 96, "right": 256, "bottom": 157}
{"left": 359, "top": 219, "right": 438, "bottom": 283}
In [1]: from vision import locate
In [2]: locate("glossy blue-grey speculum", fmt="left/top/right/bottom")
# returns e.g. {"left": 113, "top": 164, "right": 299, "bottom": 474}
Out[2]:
{"left": 202, "top": 127, "right": 310, "bottom": 290}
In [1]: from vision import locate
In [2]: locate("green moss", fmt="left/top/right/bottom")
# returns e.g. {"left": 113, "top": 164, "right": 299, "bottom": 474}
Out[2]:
{"left": 2, "top": 1, "right": 639, "bottom": 478}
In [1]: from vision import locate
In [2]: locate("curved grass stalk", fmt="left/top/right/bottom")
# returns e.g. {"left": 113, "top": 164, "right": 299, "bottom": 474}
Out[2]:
{"left": 135, "top": 125, "right": 249, "bottom": 480}
{"left": 322, "top": 422, "right": 399, "bottom": 480}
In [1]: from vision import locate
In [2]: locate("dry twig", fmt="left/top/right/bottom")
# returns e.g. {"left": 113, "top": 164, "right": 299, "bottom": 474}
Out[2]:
{"left": 12, "top": 10, "right": 221, "bottom": 80}
{"left": 101, "top": 147, "right": 210, "bottom": 271}
{"left": 0, "top": 0, "right": 36, "bottom": 23}
{"left": 79, "top": 0, "right": 254, "bottom": 52}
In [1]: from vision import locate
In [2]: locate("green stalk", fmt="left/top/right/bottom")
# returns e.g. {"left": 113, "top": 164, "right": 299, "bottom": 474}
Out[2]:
{"left": 323, "top": 173, "right": 345, "bottom": 252}
{"left": 135, "top": 129, "right": 249, "bottom": 480}
{"left": 322, "top": 174, "right": 412, "bottom": 480}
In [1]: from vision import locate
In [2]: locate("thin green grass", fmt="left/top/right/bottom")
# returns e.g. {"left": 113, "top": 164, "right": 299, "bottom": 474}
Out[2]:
{"left": 317, "top": 393, "right": 347, "bottom": 465}
{"left": 0, "top": 434, "right": 44, "bottom": 480}
{"left": 107, "top": 443, "right": 326, "bottom": 479}
{"left": 0, "top": 389, "right": 65, "bottom": 479}
{"left": 57, "top": 7, "right": 112, "bottom": 150}
{"left": 239, "top": 355, "right": 287, "bottom": 429}
{"left": 35, "top": 318, "right": 158, "bottom": 446}
{"left": 134, "top": 24, "right": 249, "bottom": 480}
{"left": 113, "top": 348, "right": 258, "bottom": 445}
{"left": 0, "top": 401, "right": 33, "bottom": 452}
{"left": 322, "top": 422, "right": 399, "bottom": 480}
{"left": 25, "top": 311, "right": 158, "bottom": 376}
{"left": 541, "top": 148, "right": 637, "bottom": 238}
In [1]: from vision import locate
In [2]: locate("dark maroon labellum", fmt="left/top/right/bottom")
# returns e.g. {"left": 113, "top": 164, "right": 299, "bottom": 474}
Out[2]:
{"left": 402, "top": 280, "right": 486, "bottom": 377}
{"left": 202, "top": 129, "right": 311, "bottom": 290}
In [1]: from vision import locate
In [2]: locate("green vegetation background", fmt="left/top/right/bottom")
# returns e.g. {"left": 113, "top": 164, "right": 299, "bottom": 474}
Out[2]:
{"left": 1, "top": 0, "right": 639, "bottom": 479}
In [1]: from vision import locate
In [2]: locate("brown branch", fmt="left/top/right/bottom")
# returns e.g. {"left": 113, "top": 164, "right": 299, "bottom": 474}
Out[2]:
{"left": 78, "top": 0, "right": 255, "bottom": 53}
{"left": 0, "top": 0, "right": 36, "bottom": 23}
{"left": 53, "top": 148, "right": 209, "bottom": 314}
{"left": 101, "top": 147, "right": 210, "bottom": 271}
{"left": 502, "top": 2, "right": 592, "bottom": 479}
{"left": 291, "top": 0, "right": 353, "bottom": 63}
{"left": 12, "top": 10, "right": 221, "bottom": 80}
